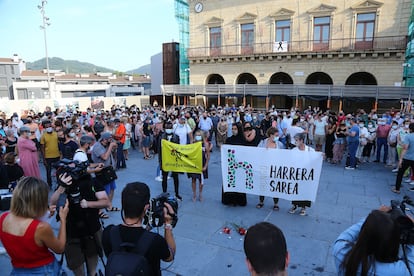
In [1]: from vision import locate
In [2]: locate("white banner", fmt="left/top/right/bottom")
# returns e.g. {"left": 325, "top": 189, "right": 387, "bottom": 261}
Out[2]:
{"left": 221, "top": 145, "right": 323, "bottom": 202}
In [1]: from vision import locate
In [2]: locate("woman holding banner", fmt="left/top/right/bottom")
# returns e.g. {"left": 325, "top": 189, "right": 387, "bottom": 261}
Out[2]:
{"left": 222, "top": 123, "right": 245, "bottom": 206}
{"left": 256, "top": 127, "right": 285, "bottom": 210}
{"left": 289, "top": 132, "right": 313, "bottom": 216}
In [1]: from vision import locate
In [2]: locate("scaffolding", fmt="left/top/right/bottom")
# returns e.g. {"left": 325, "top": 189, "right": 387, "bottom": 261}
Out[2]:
{"left": 174, "top": 0, "right": 190, "bottom": 85}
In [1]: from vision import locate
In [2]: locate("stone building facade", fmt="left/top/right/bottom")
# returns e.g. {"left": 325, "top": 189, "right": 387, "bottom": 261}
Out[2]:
{"left": 184, "top": 0, "right": 411, "bottom": 110}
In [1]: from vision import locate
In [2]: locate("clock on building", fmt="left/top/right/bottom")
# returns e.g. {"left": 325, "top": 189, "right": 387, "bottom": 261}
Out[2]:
{"left": 194, "top": 2, "right": 203, "bottom": 13}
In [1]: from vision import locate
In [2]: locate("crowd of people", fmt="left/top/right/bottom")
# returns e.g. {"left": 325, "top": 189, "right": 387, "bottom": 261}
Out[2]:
{"left": 0, "top": 102, "right": 413, "bottom": 275}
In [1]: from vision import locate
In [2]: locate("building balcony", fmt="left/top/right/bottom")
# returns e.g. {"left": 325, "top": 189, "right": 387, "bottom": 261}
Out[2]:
{"left": 188, "top": 36, "right": 406, "bottom": 60}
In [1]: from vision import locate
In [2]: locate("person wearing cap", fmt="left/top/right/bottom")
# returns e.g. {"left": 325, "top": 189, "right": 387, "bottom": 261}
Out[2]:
{"left": 345, "top": 118, "right": 360, "bottom": 170}
{"left": 17, "top": 126, "right": 41, "bottom": 178}
{"left": 91, "top": 132, "right": 119, "bottom": 212}
{"left": 113, "top": 118, "right": 127, "bottom": 168}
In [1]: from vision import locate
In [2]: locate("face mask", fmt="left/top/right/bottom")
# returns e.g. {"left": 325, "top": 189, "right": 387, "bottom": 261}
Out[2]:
{"left": 195, "top": 135, "right": 202, "bottom": 141}
{"left": 232, "top": 130, "right": 238, "bottom": 136}
{"left": 359, "top": 124, "right": 364, "bottom": 128}
{"left": 27, "top": 119, "right": 32, "bottom": 124}
{"left": 396, "top": 115, "right": 401, "bottom": 119}
{"left": 273, "top": 136, "right": 279, "bottom": 143}
{"left": 405, "top": 124, "right": 410, "bottom": 129}
{"left": 58, "top": 137, "right": 65, "bottom": 142}
{"left": 392, "top": 125, "right": 398, "bottom": 130}
{"left": 253, "top": 116, "right": 257, "bottom": 120}
{"left": 368, "top": 124, "right": 373, "bottom": 128}
{"left": 69, "top": 133, "right": 76, "bottom": 138}
{"left": 379, "top": 121, "right": 385, "bottom": 125}
{"left": 165, "top": 129, "right": 173, "bottom": 134}
{"left": 0, "top": 124, "right": 2, "bottom": 128}
{"left": 300, "top": 118, "right": 305, "bottom": 122}
{"left": 13, "top": 117, "right": 18, "bottom": 121}
{"left": 46, "top": 127, "right": 53, "bottom": 133}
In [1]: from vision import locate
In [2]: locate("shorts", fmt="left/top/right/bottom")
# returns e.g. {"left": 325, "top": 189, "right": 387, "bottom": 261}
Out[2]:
{"left": 314, "top": 134, "right": 326, "bottom": 145}
{"left": 142, "top": 136, "right": 151, "bottom": 147}
{"left": 65, "top": 230, "right": 103, "bottom": 271}
{"left": 104, "top": 180, "right": 116, "bottom": 195}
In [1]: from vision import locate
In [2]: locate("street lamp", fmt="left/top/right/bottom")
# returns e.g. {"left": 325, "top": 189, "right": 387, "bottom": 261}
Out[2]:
{"left": 38, "top": 0, "right": 51, "bottom": 98}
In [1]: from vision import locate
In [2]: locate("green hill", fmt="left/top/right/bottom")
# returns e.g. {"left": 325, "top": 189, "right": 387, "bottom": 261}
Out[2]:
{"left": 26, "top": 57, "right": 115, "bottom": 73}
{"left": 126, "top": 64, "right": 151, "bottom": 75}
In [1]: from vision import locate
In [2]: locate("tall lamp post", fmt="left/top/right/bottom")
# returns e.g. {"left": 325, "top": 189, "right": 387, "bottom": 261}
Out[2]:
{"left": 38, "top": 0, "right": 51, "bottom": 98}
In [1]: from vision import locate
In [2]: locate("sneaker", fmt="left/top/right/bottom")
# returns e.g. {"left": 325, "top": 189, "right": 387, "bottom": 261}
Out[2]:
{"left": 288, "top": 206, "right": 297, "bottom": 214}
{"left": 409, "top": 187, "right": 414, "bottom": 192}
{"left": 392, "top": 168, "right": 399, "bottom": 173}
{"left": 373, "top": 160, "right": 380, "bottom": 163}
{"left": 409, "top": 181, "right": 414, "bottom": 186}
{"left": 155, "top": 176, "right": 163, "bottom": 182}
{"left": 176, "top": 194, "right": 183, "bottom": 201}
{"left": 345, "top": 166, "right": 355, "bottom": 170}
{"left": 0, "top": 246, "right": 6, "bottom": 255}
{"left": 299, "top": 208, "right": 306, "bottom": 216}
{"left": 405, "top": 178, "right": 413, "bottom": 183}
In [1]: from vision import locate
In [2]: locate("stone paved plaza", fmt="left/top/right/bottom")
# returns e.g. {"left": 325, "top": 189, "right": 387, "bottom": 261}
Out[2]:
{"left": 0, "top": 146, "right": 403, "bottom": 275}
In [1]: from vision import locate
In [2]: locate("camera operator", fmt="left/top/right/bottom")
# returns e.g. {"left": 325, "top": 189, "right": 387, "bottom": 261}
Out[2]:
{"left": 102, "top": 182, "right": 176, "bottom": 276}
{"left": 91, "top": 132, "right": 119, "bottom": 212}
{"left": 50, "top": 136, "right": 110, "bottom": 276}
{"left": 333, "top": 205, "right": 414, "bottom": 275}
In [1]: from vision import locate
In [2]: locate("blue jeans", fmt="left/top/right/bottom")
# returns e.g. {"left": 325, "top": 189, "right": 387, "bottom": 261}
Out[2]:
{"left": 348, "top": 141, "right": 359, "bottom": 168}
{"left": 11, "top": 258, "right": 60, "bottom": 275}
{"left": 376, "top": 137, "right": 388, "bottom": 162}
{"left": 116, "top": 142, "right": 126, "bottom": 169}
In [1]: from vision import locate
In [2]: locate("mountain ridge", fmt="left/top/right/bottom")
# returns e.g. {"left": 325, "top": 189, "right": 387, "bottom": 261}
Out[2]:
{"left": 26, "top": 57, "right": 150, "bottom": 75}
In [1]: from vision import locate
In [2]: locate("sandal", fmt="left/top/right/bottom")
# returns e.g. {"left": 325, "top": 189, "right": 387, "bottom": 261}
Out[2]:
{"left": 256, "top": 202, "right": 264, "bottom": 209}
{"left": 106, "top": 207, "right": 120, "bottom": 212}
{"left": 99, "top": 212, "right": 109, "bottom": 219}
{"left": 273, "top": 205, "right": 279, "bottom": 211}
{"left": 391, "top": 188, "right": 401, "bottom": 194}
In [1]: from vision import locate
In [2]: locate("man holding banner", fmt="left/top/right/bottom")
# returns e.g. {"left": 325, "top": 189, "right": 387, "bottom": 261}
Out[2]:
{"left": 158, "top": 121, "right": 182, "bottom": 201}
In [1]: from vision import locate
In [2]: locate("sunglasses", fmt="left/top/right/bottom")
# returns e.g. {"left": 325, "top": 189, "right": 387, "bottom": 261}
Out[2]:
{"left": 244, "top": 127, "right": 253, "bottom": 132}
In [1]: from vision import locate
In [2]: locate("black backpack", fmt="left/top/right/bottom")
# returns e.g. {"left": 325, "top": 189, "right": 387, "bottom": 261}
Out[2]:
{"left": 105, "top": 225, "right": 155, "bottom": 276}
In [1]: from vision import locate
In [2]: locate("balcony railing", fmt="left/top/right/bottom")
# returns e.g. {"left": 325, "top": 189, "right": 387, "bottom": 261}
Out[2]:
{"left": 161, "top": 84, "right": 414, "bottom": 101}
{"left": 188, "top": 36, "right": 406, "bottom": 58}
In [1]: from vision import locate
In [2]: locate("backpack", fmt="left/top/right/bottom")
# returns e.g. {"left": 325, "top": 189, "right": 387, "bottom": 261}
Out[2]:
{"left": 105, "top": 225, "right": 155, "bottom": 276}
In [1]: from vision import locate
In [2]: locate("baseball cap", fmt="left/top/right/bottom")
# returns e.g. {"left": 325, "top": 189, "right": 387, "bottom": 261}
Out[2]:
{"left": 100, "top": 132, "right": 112, "bottom": 141}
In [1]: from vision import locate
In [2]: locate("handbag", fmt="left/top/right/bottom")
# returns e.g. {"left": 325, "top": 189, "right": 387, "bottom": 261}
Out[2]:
{"left": 97, "top": 166, "right": 118, "bottom": 185}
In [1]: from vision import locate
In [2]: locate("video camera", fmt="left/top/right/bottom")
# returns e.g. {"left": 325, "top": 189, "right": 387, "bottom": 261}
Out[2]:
{"left": 54, "top": 158, "right": 89, "bottom": 184}
{"left": 54, "top": 159, "right": 89, "bottom": 208}
{"left": 390, "top": 196, "right": 414, "bottom": 244}
{"left": 145, "top": 192, "right": 178, "bottom": 228}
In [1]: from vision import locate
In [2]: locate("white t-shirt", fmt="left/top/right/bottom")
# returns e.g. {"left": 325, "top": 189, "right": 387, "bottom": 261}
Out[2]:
{"left": 173, "top": 123, "right": 192, "bottom": 145}
{"left": 73, "top": 149, "right": 88, "bottom": 163}
{"left": 288, "top": 126, "right": 305, "bottom": 144}
{"left": 314, "top": 120, "right": 327, "bottom": 135}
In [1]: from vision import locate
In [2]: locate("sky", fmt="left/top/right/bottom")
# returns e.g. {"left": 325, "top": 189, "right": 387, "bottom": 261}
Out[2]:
{"left": 0, "top": 0, "right": 180, "bottom": 72}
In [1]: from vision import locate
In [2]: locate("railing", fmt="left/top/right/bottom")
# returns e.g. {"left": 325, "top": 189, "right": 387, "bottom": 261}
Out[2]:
{"left": 187, "top": 36, "right": 407, "bottom": 58}
{"left": 161, "top": 84, "right": 414, "bottom": 101}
